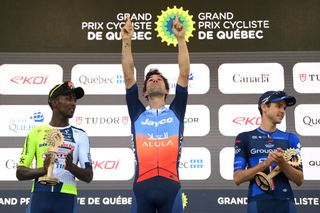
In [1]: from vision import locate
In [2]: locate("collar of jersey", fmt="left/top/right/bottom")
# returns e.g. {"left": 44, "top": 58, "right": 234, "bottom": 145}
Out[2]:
{"left": 257, "top": 127, "right": 278, "bottom": 135}
{"left": 48, "top": 124, "right": 71, "bottom": 129}
{"left": 146, "top": 106, "right": 168, "bottom": 116}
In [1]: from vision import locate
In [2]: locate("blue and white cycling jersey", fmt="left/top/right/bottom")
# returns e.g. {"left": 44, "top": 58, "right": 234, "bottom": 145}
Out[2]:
{"left": 234, "top": 128, "right": 302, "bottom": 202}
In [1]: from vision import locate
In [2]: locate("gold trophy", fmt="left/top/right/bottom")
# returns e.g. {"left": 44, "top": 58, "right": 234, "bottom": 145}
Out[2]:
{"left": 38, "top": 128, "right": 64, "bottom": 185}
{"left": 254, "top": 148, "right": 302, "bottom": 192}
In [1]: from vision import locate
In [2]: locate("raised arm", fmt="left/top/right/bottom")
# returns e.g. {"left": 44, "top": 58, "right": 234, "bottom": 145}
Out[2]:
{"left": 172, "top": 15, "right": 190, "bottom": 87}
{"left": 121, "top": 16, "right": 136, "bottom": 89}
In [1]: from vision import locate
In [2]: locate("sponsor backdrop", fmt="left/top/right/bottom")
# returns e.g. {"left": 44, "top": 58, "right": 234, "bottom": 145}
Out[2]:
{"left": 0, "top": 0, "right": 320, "bottom": 212}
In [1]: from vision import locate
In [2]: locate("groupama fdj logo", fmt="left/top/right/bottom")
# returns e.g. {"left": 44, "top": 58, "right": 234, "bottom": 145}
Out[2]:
{"left": 155, "top": 6, "right": 195, "bottom": 46}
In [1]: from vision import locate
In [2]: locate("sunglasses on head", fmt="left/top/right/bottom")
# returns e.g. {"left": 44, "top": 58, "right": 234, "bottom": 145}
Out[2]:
{"left": 49, "top": 81, "right": 74, "bottom": 98}
{"left": 261, "top": 91, "right": 287, "bottom": 105}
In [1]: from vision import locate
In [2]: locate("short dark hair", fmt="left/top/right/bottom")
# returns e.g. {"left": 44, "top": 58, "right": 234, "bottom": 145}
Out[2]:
{"left": 258, "top": 103, "right": 270, "bottom": 115}
{"left": 143, "top": 69, "right": 169, "bottom": 94}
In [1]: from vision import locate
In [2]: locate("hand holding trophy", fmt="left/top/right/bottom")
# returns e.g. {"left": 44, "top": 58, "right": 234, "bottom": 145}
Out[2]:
{"left": 38, "top": 128, "right": 64, "bottom": 185}
{"left": 254, "top": 148, "right": 302, "bottom": 192}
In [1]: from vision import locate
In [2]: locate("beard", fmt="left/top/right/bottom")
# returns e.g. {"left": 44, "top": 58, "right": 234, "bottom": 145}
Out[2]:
{"left": 62, "top": 109, "right": 75, "bottom": 119}
{"left": 63, "top": 112, "right": 74, "bottom": 119}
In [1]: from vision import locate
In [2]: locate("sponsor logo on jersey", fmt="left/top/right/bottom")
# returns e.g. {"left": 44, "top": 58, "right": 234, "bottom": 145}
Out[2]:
{"left": 142, "top": 139, "right": 173, "bottom": 147}
{"left": 141, "top": 117, "right": 173, "bottom": 127}
{"left": 250, "top": 148, "right": 273, "bottom": 155}
{"left": 234, "top": 148, "right": 241, "bottom": 155}
{"left": 265, "top": 143, "right": 274, "bottom": 148}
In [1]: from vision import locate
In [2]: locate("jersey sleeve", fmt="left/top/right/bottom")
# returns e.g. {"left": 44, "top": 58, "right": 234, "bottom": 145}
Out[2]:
{"left": 233, "top": 132, "right": 248, "bottom": 172}
{"left": 288, "top": 133, "right": 303, "bottom": 171}
{"left": 170, "top": 84, "right": 188, "bottom": 120}
{"left": 288, "top": 133, "right": 301, "bottom": 150}
{"left": 18, "top": 129, "right": 36, "bottom": 167}
{"left": 126, "top": 83, "right": 146, "bottom": 122}
{"left": 77, "top": 131, "right": 92, "bottom": 169}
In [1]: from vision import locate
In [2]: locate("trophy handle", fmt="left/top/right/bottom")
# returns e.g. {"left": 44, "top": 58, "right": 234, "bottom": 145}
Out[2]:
{"left": 266, "top": 166, "right": 281, "bottom": 179}
{"left": 254, "top": 166, "right": 281, "bottom": 192}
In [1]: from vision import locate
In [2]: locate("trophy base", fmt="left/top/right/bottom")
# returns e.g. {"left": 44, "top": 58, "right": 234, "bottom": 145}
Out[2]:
{"left": 254, "top": 172, "right": 272, "bottom": 192}
{"left": 38, "top": 176, "right": 59, "bottom": 186}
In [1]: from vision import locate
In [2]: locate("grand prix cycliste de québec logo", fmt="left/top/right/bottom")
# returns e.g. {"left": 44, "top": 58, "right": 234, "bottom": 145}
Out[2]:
{"left": 155, "top": 6, "right": 195, "bottom": 47}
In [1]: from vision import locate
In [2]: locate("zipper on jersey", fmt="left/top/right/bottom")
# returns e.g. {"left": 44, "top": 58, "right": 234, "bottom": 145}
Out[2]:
{"left": 156, "top": 109, "right": 160, "bottom": 176}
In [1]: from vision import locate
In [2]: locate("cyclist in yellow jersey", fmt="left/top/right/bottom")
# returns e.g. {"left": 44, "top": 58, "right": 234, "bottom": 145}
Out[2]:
{"left": 16, "top": 81, "right": 93, "bottom": 213}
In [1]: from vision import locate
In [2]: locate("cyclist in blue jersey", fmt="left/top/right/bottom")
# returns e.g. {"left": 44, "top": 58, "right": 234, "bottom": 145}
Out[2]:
{"left": 233, "top": 91, "right": 304, "bottom": 213}
{"left": 16, "top": 81, "right": 93, "bottom": 213}
{"left": 121, "top": 15, "right": 190, "bottom": 213}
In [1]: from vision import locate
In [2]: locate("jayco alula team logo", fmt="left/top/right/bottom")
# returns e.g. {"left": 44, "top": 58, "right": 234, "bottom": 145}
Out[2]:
{"left": 155, "top": 6, "right": 195, "bottom": 46}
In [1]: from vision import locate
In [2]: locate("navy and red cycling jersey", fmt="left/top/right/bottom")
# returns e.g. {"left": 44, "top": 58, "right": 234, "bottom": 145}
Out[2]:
{"left": 233, "top": 128, "right": 302, "bottom": 202}
{"left": 126, "top": 83, "right": 188, "bottom": 183}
